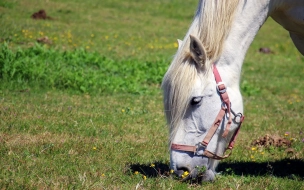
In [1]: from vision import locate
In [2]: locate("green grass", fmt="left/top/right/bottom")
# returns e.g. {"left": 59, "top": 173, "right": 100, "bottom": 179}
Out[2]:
{"left": 0, "top": 43, "right": 167, "bottom": 94}
{"left": 0, "top": 0, "right": 198, "bottom": 61}
{"left": 0, "top": 0, "right": 304, "bottom": 189}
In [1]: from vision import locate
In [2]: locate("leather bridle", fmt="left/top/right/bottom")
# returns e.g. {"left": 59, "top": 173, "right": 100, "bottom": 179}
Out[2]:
{"left": 170, "top": 64, "right": 245, "bottom": 160}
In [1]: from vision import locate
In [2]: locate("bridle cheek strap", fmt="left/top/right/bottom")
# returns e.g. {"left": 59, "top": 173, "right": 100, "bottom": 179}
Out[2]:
{"left": 212, "top": 64, "right": 232, "bottom": 138}
{"left": 170, "top": 64, "right": 245, "bottom": 160}
{"left": 201, "top": 106, "right": 226, "bottom": 147}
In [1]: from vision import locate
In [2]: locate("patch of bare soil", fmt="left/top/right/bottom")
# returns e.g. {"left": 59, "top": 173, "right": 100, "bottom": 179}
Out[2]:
{"left": 258, "top": 47, "right": 273, "bottom": 54}
{"left": 31, "top": 9, "right": 53, "bottom": 20}
{"left": 252, "top": 134, "right": 301, "bottom": 158}
{"left": 251, "top": 134, "right": 291, "bottom": 148}
{"left": 36, "top": 36, "right": 52, "bottom": 44}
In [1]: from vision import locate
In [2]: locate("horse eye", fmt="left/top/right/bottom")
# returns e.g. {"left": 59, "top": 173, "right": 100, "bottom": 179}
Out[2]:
{"left": 191, "top": 97, "right": 203, "bottom": 105}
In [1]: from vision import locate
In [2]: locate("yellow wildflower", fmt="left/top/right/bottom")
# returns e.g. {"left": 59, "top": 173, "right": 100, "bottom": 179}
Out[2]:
{"left": 173, "top": 42, "right": 178, "bottom": 48}
{"left": 251, "top": 147, "right": 257, "bottom": 151}
{"left": 170, "top": 169, "right": 174, "bottom": 174}
{"left": 290, "top": 138, "right": 296, "bottom": 142}
{"left": 134, "top": 171, "right": 139, "bottom": 175}
{"left": 181, "top": 171, "right": 189, "bottom": 178}
{"left": 92, "top": 146, "right": 97, "bottom": 150}
{"left": 150, "top": 163, "right": 155, "bottom": 167}
{"left": 143, "top": 175, "right": 147, "bottom": 180}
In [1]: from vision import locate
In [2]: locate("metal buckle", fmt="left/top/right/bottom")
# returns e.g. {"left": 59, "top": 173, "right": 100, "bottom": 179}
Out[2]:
{"left": 221, "top": 101, "right": 231, "bottom": 109}
{"left": 233, "top": 113, "right": 243, "bottom": 123}
{"left": 195, "top": 142, "right": 206, "bottom": 155}
{"left": 216, "top": 82, "right": 226, "bottom": 94}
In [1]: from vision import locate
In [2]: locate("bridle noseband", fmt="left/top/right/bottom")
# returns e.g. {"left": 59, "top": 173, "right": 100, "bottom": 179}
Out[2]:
{"left": 170, "top": 64, "right": 245, "bottom": 160}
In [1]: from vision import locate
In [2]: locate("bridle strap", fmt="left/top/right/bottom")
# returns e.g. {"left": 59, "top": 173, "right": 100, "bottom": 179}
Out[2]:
{"left": 212, "top": 64, "right": 232, "bottom": 138}
{"left": 170, "top": 115, "right": 244, "bottom": 160}
{"left": 227, "top": 115, "right": 244, "bottom": 149}
{"left": 204, "top": 114, "right": 245, "bottom": 160}
{"left": 170, "top": 64, "right": 244, "bottom": 160}
{"left": 203, "top": 149, "right": 232, "bottom": 160}
{"left": 201, "top": 106, "right": 226, "bottom": 147}
{"left": 171, "top": 143, "right": 196, "bottom": 152}
{"left": 201, "top": 64, "right": 232, "bottom": 147}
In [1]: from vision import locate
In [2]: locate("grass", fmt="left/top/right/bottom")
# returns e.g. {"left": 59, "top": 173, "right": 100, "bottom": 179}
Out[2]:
{"left": 0, "top": 0, "right": 304, "bottom": 189}
{"left": 0, "top": 43, "right": 167, "bottom": 94}
{"left": 0, "top": 0, "right": 198, "bottom": 61}
{"left": 0, "top": 89, "right": 303, "bottom": 189}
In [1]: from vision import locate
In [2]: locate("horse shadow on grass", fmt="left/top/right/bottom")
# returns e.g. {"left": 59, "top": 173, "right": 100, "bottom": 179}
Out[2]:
{"left": 127, "top": 158, "right": 304, "bottom": 180}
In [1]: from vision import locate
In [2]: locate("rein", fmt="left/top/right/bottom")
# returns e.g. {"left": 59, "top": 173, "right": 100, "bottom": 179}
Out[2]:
{"left": 170, "top": 64, "right": 245, "bottom": 160}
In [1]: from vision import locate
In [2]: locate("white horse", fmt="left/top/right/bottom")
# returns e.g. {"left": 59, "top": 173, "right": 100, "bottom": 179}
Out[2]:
{"left": 162, "top": 0, "right": 304, "bottom": 181}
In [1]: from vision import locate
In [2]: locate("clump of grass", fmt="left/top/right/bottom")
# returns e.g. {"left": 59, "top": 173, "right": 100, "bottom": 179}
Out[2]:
{"left": 0, "top": 43, "right": 169, "bottom": 94}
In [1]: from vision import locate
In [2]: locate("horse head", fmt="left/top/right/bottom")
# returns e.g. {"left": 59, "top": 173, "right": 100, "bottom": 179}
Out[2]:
{"left": 162, "top": 35, "right": 244, "bottom": 181}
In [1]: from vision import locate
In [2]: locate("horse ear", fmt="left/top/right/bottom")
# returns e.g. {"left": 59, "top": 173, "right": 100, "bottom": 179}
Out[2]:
{"left": 189, "top": 35, "right": 206, "bottom": 66}
{"left": 177, "top": 39, "right": 183, "bottom": 49}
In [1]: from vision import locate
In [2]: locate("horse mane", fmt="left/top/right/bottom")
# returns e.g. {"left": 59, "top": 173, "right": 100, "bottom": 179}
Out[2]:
{"left": 197, "top": 0, "right": 240, "bottom": 60}
{"left": 162, "top": 0, "right": 240, "bottom": 144}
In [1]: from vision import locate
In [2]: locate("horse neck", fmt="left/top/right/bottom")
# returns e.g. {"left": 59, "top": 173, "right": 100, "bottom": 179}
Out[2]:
{"left": 215, "top": 1, "right": 273, "bottom": 88}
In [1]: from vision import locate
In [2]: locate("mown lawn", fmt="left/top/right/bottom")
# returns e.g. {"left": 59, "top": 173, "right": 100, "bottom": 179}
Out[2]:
{"left": 0, "top": 0, "right": 303, "bottom": 189}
